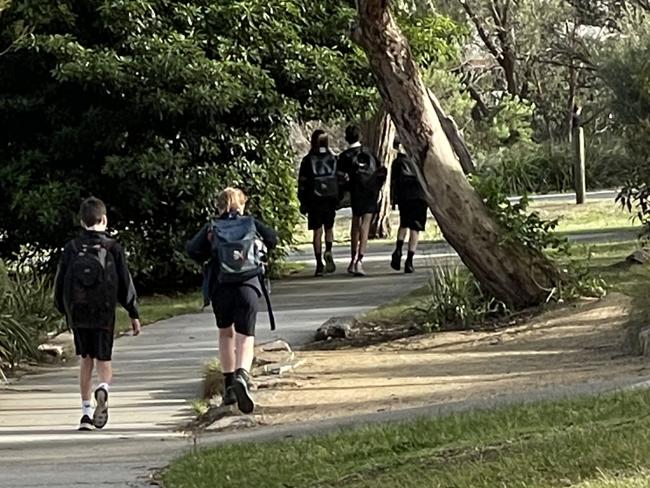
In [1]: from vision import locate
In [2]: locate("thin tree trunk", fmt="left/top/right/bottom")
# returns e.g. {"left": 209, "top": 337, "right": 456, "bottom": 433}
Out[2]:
{"left": 363, "top": 106, "right": 396, "bottom": 238}
{"left": 353, "top": 0, "right": 559, "bottom": 308}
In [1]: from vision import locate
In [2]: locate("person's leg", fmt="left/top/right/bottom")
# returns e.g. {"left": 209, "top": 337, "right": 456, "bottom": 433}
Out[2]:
{"left": 405, "top": 229, "right": 420, "bottom": 273}
{"left": 354, "top": 213, "right": 373, "bottom": 276}
{"left": 74, "top": 329, "right": 94, "bottom": 429}
{"left": 92, "top": 329, "right": 114, "bottom": 429}
{"left": 349, "top": 216, "right": 360, "bottom": 273}
{"left": 313, "top": 226, "right": 324, "bottom": 276}
{"left": 392, "top": 226, "right": 408, "bottom": 270}
{"left": 78, "top": 356, "right": 94, "bottom": 429}
{"left": 80, "top": 356, "right": 94, "bottom": 404}
{"left": 358, "top": 213, "right": 373, "bottom": 257}
{"left": 235, "top": 333, "right": 255, "bottom": 372}
{"left": 219, "top": 325, "right": 237, "bottom": 405}
{"left": 231, "top": 287, "right": 259, "bottom": 414}
{"left": 95, "top": 360, "right": 112, "bottom": 387}
{"left": 324, "top": 207, "right": 336, "bottom": 273}
{"left": 219, "top": 326, "right": 236, "bottom": 373}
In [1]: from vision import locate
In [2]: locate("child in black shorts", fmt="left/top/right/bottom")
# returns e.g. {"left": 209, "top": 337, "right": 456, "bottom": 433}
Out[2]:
{"left": 54, "top": 197, "right": 141, "bottom": 431}
{"left": 186, "top": 188, "right": 278, "bottom": 414}
{"left": 298, "top": 130, "right": 338, "bottom": 277}
{"left": 390, "top": 140, "right": 428, "bottom": 273}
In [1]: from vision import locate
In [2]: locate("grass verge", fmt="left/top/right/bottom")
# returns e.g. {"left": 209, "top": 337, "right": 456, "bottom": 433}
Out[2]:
{"left": 163, "top": 388, "right": 650, "bottom": 488}
{"left": 115, "top": 291, "right": 203, "bottom": 335}
{"left": 293, "top": 198, "right": 638, "bottom": 246}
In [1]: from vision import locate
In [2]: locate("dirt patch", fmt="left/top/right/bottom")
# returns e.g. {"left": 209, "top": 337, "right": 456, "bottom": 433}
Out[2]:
{"left": 244, "top": 293, "right": 648, "bottom": 426}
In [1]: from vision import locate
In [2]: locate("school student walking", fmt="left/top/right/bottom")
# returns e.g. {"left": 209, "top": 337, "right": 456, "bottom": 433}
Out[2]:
{"left": 338, "top": 125, "right": 386, "bottom": 276}
{"left": 54, "top": 197, "right": 141, "bottom": 431}
{"left": 298, "top": 130, "right": 338, "bottom": 277}
{"left": 390, "top": 140, "right": 428, "bottom": 273}
{"left": 186, "top": 188, "right": 278, "bottom": 414}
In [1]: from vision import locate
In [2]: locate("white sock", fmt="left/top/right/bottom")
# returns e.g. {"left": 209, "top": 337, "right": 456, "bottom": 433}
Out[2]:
{"left": 97, "top": 382, "right": 110, "bottom": 393}
{"left": 82, "top": 401, "right": 93, "bottom": 417}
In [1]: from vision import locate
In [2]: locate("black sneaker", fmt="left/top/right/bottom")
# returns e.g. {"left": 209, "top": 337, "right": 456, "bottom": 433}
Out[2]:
{"left": 232, "top": 369, "right": 255, "bottom": 414}
{"left": 93, "top": 387, "right": 109, "bottom": 429}
{"left": 391, "top": 251, "right": 402, "bottom": 271}
{"left": 314, "top": 263, "right": 325, "bottom": 277}
{"left": 78, "top": 414, "right": 94, "bottom": 431}
{"left": 222, "top": 386, "right": 237, "bottom": 406}
{"left": 405, "top": 260, "right": 415, "bottom": 274}
{"left": 324, "top": 251, "right": 336, "bottom": 274}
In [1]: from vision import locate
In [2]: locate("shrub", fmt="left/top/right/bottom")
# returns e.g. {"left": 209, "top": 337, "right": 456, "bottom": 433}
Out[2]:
{"left": 416, "top": 266, "right": 508, "bottom": 331}
{"left": 0, "top": 260, "right": 61, "bottom": 373}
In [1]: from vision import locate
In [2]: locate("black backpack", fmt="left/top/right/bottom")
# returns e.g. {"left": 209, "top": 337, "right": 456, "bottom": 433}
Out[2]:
{"left": 210, "top": 216, "right": 264, "bottom": 284}
{"left": 309, "top": 153, "right": 339, "bottom": 200}
{"left": 208, "top": 216, "right": 277, "bottom": 330}
{"left": 64, "top": 239, "right": 119, "bottom": 329}
{"left": 351, "top": 149, "right": 378, "bottom": 188}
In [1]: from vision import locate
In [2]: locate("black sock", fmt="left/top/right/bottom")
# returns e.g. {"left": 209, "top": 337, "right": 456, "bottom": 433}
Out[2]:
{"left": 325, "top": 241, "right": 333, "bottom": 253}
{"left": 358, "top": 254, "right": 364, "bottom": 262}
{"left": 224, "top": 372, "right": 235, "bottom": 389}
{"left": 315, "top": 253, "right": 323, "bottom": 266}
{"left": 406, "top": 251, "right": 415, "bottom": 262}
{"left": 395, "top": 240, "right": 404, "bottom": 253}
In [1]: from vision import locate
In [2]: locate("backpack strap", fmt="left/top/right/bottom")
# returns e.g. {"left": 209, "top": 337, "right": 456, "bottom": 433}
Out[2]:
{"left": 258, "top": 274, "right": 276, "bottom": 331}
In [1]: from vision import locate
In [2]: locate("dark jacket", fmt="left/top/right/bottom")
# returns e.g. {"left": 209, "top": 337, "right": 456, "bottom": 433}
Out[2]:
{"left": 391, "top": 152, "right": 426, "bottom": 205}
{"left": 297, "top": 150, "right": 338, "bottom": 211}
{"left": 186, "top": 212, "right": 278, "bottom": 298}
{"left": 338, "top": 145, "right": 385, "bottom": 203}
{"left": 54, "top": 230, "right": 139, "bottom": 329}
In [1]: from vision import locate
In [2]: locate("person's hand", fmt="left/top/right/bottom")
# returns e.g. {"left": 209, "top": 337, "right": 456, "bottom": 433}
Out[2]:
{"left": 131, "top": 318, "right": 142, "bottom": 336}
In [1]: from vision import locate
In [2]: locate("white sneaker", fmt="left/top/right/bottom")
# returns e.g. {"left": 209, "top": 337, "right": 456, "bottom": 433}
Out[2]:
{"left": 353, "top": 260, "right": 366, "bottom": 277}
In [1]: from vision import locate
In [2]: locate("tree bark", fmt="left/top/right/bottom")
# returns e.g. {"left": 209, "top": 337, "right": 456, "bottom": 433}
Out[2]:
{"left": 354, "top": 0, "right": 559, "bottom": 308}
{"left": 363, "top": 106, "right": 396, "bottom": 238}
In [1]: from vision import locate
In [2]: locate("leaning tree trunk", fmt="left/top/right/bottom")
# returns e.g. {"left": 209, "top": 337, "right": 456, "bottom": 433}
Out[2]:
{"left": 363, "top": 106, "right": 396, "bottom": 239}
{"left": 354, "top": 0, "right": 559, "bottom": 308}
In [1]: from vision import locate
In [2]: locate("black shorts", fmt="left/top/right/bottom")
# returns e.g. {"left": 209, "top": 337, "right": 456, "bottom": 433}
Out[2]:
{"left": 307, "top": 207, "right": 336, "bottom": 231}
{"left": 399, "top": 199, "right": 428, "bottom": 231}
{"left": 212, "top": 285, "right": 260, "bottom": 336}
{"left": 73, "top": 328, "right": 114, "bottom": 361}
{"left": 351, "top": 198, "right": 379, "bottom": 217}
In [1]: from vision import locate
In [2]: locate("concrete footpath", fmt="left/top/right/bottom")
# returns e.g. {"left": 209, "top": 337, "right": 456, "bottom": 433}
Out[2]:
{"left": 0, "top": 245, "right": 431, "bottom": 488}
{"left": 0, "top": 232, "right": 644, "bottom": 488}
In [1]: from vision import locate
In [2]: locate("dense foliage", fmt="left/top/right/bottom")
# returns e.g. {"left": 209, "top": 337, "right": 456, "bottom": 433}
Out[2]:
{"left": 0, "top": 0, "right": 373, "bottom": 289}
{"left": 0, "top": 260, "right": 61, "bottom": 372}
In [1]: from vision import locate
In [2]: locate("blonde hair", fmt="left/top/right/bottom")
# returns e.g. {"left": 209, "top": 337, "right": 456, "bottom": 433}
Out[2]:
{"left": 217, "top": 187, "right": 248, "bottom": 214}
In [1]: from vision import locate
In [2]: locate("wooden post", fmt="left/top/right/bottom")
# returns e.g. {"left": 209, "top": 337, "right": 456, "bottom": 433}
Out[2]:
{"left": 572, "top": 105, "right": 586, "bottom": 205}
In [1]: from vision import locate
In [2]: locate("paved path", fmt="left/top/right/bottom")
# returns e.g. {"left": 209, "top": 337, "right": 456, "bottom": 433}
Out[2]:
{"left": 0, "top": 248, "right": 432, "bottom": 488}
{"left": 0, "top": 230, "right": 639, "bottom": 487}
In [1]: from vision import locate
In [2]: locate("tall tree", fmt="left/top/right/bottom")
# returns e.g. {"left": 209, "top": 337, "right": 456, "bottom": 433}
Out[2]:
{"left": 354, "top": 0, "right": 559, "bottom": 307}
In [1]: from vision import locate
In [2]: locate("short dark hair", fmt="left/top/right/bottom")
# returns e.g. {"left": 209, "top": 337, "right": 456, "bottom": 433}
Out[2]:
{"left": 345, "top": 125, "right": 361, "bottom": 144}
{"left": 310, "top": 129, "right": 328, "bottom": 152}
{"left": 79, "top": 197, "right": 107, "bottom": 228}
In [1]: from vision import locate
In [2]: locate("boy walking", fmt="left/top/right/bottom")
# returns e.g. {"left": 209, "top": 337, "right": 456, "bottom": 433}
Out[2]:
{"left": 298, "top": 130, "right": 338, "bottom": 277}
{"left": 54, "top": 197, "right": 141, "bottom": 431}
{"left": 390, "top": 140, "right": 428, "bottom": 273}
{"left": 338, "top": 125, "right": 385, "bottom": 276}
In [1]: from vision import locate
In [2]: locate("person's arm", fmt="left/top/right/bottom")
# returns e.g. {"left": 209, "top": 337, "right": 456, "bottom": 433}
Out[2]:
{"left": 390, "top": 157, "right": 399, "bottom": 207}
{"left": 112, "top": 242, "right": 139, "bottom": 320}
{"left": 255, "top": 219, "right": 279, "bottom": 251}
{"left": 53, "top": 242, "right": 72, "bottom": 315}
{"left": 186, "top": 224, "right": 212, "bottom": 263}
{"left": 298, "top": 156, "right": 310, "bottom": 212}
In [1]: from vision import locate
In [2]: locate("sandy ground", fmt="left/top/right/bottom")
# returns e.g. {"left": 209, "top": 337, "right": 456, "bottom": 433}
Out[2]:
{"left": 245, "top": 293, "right": 649, "bottom": 427}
